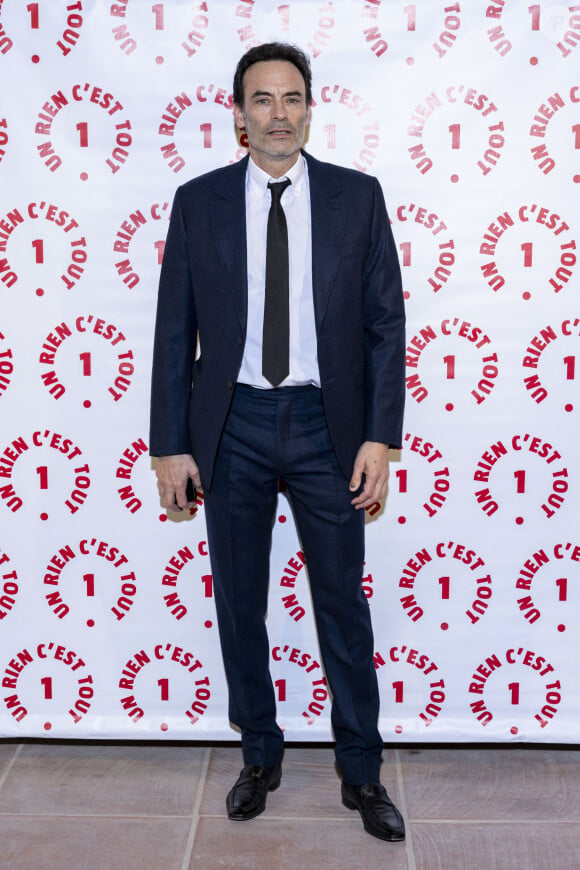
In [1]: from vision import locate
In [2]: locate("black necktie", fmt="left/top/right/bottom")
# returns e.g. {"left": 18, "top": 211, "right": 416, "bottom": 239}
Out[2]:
{"left": 262, "top": 178, "right": 291, "bottom": 387}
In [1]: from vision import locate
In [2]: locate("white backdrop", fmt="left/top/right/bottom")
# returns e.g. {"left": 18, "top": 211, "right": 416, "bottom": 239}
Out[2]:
{"left": 0, "top": 0, "right": 578, "bottom": 743}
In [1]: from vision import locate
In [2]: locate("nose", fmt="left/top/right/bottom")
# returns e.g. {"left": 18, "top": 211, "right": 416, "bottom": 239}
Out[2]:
{"left": 271, "top": 98, "right": 287, "bottom": 120}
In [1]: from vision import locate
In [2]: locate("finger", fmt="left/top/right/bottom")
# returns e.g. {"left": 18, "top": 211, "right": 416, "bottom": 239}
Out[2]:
{"left": 352, "top": 491, "right": 379, "bottom": 510}
{"left": 349, "top": 459, "right": 364, "bottom": 492}
{"left": 351, "top": 473, "right": 387, "bottom": 508}
{"left": 351, "top": 475, "right": 373, "bottom": 508}
{"left": 164, "top": 494, "right": 183, "bottom": 512}
{"left": 351, "top": 491, "right": 373, "bottom": 509}
{"left": 158, "top": 479, "right": 183, "bottom": 511}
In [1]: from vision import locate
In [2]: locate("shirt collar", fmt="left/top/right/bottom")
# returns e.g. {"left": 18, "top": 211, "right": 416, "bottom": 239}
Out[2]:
{"left": 247, "top": 154, "right": 305, "bottom": 200}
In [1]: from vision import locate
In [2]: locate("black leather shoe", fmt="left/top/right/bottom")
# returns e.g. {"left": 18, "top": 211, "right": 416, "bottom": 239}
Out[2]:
{"left": 226, "top": 764, "right": 282, "bottom": 821}
{"left": 341, "top": 781, "right": 405, "bottom": 841}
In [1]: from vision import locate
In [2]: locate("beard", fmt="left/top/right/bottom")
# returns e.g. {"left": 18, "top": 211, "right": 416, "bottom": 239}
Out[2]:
{"left": 242, "top": 116, "right": 306, "bottom": 163}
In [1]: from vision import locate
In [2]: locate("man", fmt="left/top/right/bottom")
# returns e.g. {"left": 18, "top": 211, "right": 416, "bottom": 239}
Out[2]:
{"left": 150, "top": 42, "right": 406, "bottom": 842}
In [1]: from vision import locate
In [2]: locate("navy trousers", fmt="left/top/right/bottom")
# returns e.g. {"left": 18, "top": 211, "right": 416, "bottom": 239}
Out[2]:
{"left": 203, "top": 384, "right": 383, "bottom": 786}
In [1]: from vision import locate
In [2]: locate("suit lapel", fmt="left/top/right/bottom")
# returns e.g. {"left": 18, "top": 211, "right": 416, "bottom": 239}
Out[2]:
{"left": 208, "top": 152, "right": 346, "bottom": 335}
{"left": 305, "top": 152, "right": 347, "bottom": 329}
{"left": 209, "top": 155, "right": 249, "bottom": 334}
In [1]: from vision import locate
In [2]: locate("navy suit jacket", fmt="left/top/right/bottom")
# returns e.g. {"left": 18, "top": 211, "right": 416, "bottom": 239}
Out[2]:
{"left": 150, "top": 151, "right": 405, "bottom": 489}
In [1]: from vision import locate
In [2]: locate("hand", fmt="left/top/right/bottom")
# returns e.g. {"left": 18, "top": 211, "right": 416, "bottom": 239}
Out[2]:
{"left": 349, "top": 441, "right": 389, "bottom": 510}
{"left": 155, "top": 454, "right": 201, "bottom": 511}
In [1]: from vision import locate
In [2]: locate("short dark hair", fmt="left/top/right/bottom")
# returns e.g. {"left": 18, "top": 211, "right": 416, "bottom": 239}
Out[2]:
{"left": 233, "top": 42, "right": 312, "bottom": 108}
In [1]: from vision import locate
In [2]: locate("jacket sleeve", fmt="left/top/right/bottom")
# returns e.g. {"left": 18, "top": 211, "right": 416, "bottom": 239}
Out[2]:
{"left": 149, "top": 186, "right": 198, "bottom": 457}
{"left": 362, "top": 178, "right": 406, "bottom": 449}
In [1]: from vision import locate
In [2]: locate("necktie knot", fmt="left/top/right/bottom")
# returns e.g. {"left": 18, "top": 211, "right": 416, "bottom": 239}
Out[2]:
{"left": 268, "top": 178, "right": 291, "bottom": 203}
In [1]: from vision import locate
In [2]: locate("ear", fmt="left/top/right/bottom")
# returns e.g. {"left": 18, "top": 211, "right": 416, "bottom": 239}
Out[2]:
{"left": 234, "top": 104, "right": 245, "bottom": 131}
{"left": 306, "top": 104, "right": 312, "bottom": 126}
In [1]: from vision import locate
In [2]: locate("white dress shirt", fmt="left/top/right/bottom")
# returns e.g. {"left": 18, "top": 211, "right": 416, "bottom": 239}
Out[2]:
{"left": 237, "top": 155, "right": 320, "bottom": 388}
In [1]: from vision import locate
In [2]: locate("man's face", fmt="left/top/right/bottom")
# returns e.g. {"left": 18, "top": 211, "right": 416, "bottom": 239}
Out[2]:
{"left": 234, "top": 60, "right": 311, "bottom": 174}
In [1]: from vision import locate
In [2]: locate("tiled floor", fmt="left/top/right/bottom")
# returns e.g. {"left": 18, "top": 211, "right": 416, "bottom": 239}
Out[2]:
{"left": 0, "top": 741, "right": 577, "bottom": 869}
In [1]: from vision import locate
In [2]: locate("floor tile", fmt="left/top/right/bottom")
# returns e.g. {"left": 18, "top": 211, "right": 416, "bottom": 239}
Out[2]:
{"left": 411, "top": 821, "right": 580, "bottom": 870}
{"left": 199, "top": 745, "right": 338, "bottom": 818}
{"left": 0, "top": 740, "right": 575, "bottom": 870}
{"left": 199, "top": 744, "right": 403, "bottom": 820}
{"left": 0, "top": 742, "right": 207, "bottom": 816}
{"left": 283, "top": 744, "right": 337, "bottom": 767}
{"left": 0, "top": 741, "right": 20, "bottom": 780}
{"left": 0, "top": 815, "right": 191, "bottom": 870}
{"left": 189, "top": 817, "right": 409, "bottom": 869}
{"left": 400, "top": 747, "right": 580, "bottom": 820}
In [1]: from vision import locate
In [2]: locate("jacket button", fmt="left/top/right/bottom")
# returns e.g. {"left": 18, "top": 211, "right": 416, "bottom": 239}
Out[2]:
{"left": 238, "top": 336, "right": 243, "bottom": 345}
{"left": 226, "top": 380, "right": 233, "bottom": 389}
